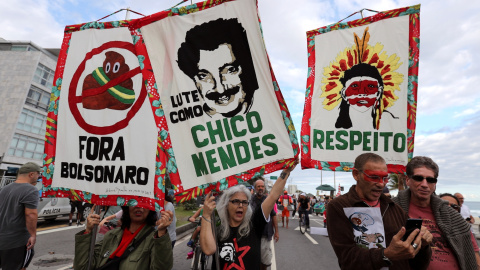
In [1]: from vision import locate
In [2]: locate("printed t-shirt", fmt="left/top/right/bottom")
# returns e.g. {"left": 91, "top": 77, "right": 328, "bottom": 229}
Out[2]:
{"left": 408, "top": 201, "right": 460, "bottom": 270}
{"left": 213, "top": 206, "right": 267, "bottom": 270}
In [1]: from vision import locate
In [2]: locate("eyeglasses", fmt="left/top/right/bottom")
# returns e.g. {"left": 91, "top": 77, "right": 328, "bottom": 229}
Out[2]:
{"left": 230, "top": 199, "right": 249, "bottom": 207}
{"left": 449, "top": 203, "right": 460, "bottom": 212}
{"left": 358, "top": 170, "right": 390, "bottom": 183}
{"left": 410, "top": 175, "right": 437, "bottom": 183}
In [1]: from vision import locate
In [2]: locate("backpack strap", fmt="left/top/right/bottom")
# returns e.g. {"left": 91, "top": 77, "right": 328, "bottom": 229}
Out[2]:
{"left": 121, "top": 227, "right": 155, "bottom": 259}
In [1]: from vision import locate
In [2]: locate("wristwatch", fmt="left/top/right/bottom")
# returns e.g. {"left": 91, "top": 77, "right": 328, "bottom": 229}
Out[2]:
{"left": 382, "top": 248, "right": 393, "bottom": 266}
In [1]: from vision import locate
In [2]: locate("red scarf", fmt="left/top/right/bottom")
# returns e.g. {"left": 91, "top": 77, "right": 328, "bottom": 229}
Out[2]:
{"left": 109, "top": 224, "right": 146, "bottom": 259}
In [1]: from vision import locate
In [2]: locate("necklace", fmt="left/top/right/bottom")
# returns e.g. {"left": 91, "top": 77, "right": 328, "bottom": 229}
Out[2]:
{"left": 363, "top": 200, "right": 380, "bottom": 207}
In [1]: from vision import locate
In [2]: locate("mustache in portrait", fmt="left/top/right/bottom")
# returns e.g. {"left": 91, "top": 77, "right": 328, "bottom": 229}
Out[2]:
{"left": 205, "top": 86, "right": 241, "bottom": 102}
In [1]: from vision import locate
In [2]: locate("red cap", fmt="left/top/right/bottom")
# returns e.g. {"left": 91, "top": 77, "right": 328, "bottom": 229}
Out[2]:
{"left": 284, "top": 190, "right": 287, "bottom": 194}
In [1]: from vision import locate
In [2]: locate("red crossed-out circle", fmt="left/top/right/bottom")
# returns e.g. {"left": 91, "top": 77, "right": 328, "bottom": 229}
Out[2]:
{"left": 68, "top": 41, "right": 147, "bottom": 135}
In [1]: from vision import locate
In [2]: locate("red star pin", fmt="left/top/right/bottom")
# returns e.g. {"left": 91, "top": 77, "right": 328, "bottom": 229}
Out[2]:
{"left": 223, "top": 238, "right": 251, "bottom": 270}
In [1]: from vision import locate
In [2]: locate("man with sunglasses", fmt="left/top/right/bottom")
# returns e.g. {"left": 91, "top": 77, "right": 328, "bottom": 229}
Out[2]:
{"left": 327, "top": 153, "right": 432, "bottom": 269}
{"left": 393, "top": 156, "right": 478, "bottom": 269}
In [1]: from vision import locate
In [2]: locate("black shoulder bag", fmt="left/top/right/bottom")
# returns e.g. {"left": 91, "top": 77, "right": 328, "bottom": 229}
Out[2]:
{"left": 95, "top": 227, "right": 155, "bottom": 270}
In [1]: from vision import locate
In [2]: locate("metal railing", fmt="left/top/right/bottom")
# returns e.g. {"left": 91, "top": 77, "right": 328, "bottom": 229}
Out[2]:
{"left": 0, "top": 176, "right": 16, "bottom": 190}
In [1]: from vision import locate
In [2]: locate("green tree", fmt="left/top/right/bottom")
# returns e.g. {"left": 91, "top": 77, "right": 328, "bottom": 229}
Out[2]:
{"left": 388, "top": 173, "right": 406, "bottom": 191}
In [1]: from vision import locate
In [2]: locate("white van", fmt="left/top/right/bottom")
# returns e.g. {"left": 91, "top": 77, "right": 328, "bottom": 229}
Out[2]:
{"left": 36, "top": 180, "right": 93, "bottom": 221}
{"left": 36, "top": 180, "right": 71, "bottom": 221}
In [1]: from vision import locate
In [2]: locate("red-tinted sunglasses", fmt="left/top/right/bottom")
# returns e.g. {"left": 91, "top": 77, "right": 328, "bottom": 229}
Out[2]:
{"left": 358, "top": 170, "right": 390, "bottom": 183}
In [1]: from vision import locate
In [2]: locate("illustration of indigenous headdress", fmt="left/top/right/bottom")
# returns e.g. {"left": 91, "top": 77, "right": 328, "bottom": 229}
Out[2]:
{"left": 320, "top": 27, "right": 403, "bottom": 129}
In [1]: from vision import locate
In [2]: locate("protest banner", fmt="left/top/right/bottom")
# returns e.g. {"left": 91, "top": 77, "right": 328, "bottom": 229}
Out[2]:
{"left": 42, "top": 20, "right": 167, "bottom": 210}
{"left": 130, "top": 0, "right": 299, "bottom": 196}
{"left": 301, "top": 5, "right": 420, "bottom": 173}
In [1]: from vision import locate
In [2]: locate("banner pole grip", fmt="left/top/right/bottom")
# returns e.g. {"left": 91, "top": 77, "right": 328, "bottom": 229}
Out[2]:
{"left": 87, "top": 205, "right": 102, "bottom": 270}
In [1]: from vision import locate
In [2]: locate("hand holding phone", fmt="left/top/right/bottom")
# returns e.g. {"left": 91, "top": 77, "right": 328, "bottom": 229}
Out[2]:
{"left": 402, "top": 218, "right": 423, "bottom": 242}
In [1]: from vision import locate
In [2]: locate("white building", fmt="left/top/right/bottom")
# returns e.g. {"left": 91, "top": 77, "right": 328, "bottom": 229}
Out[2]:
{"left": 0, "top": 38, "right": 59, "bottom": 182}
{"left": 287, "top": 184, "right": 297, "bottom": 195}
{"left": 265, "top": 179, "right": 274, "bottom": 192}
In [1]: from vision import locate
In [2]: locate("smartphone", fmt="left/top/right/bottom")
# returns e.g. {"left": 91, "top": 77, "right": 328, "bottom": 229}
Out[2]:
{"left": 402, "top": 218, "right": 423, "bottom": 242}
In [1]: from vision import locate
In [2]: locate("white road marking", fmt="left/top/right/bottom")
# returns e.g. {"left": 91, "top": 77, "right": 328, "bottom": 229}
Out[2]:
{"left": 312, "top": 219, "right": 323, "bottom": 225}
{"left": 293, "top": 224, "right": 320, "bottom": 244}
{"left": 304, "top": 232, "right": 319, "bottom": 245}
{"left": 271, "top": 239, "right": 276, "bottom": 270}
{"left": 176, "top": 233, "right": 189, "bottom": 245}
{"left": 37, "top": 224, "right": 84, "bottom": 235}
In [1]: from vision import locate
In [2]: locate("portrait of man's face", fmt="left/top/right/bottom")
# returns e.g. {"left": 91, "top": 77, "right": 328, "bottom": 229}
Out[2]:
{"left": 194, "top": 44, "right": 245, "bottom": 116}
{"left": 177, "top": 18, "right": 258, "bottom": 118}
{"left": 341, "top": 76, "right": 382, "bottom": 113}
{"left": 219, "top": 244, "right": 235, "bottom": 262}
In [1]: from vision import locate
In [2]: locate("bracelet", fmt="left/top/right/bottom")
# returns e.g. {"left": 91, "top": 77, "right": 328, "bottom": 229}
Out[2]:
{"left": 202, "top": 216, "right": 211, "bottom": 223}
{"left": 280, "top": 171, "right": 288, "bottom": 179}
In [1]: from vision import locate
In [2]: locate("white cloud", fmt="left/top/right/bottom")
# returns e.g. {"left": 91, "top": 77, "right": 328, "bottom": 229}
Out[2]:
{"left": 413, "top": 114, "right": 480, "bottom": 198}
{"left": 0, "top": 0, "right": 64, "bottom": 47}
{"left": 453, "top": 102, "right": 480, "bottom": 118}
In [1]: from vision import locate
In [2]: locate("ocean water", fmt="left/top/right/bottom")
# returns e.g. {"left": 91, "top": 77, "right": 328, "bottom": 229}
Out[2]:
{"left": 464, "top": 201, "right": 480, "bottom": 218}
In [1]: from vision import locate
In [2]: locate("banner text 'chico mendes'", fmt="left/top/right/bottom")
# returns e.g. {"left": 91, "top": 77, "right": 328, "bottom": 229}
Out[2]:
{"left": 191, "top": 111, "right": 278, "bottom": 177}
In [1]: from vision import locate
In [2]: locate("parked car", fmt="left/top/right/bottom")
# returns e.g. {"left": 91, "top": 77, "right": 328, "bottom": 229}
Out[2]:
{"left": 36, "top": 180, "right": 71, "bottom": 221}
{"left": 36, "top": 180, "right": 91, "bottom": 221}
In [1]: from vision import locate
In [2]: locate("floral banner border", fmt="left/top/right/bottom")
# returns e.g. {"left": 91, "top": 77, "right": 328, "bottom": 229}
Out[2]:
{"left": 300, "top": 5, "right": 420, "bottom": 174}
{"left": 43, "top": 0, "right": 299, "bottom": 207}
{"left": 129, "top": 0, "right": 299, "bottom": 199}
{"left": 42, "top": 19, "right": 167, "bottom": 211}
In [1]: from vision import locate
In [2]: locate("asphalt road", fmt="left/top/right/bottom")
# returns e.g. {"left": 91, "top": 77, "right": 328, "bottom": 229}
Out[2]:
{"left": 27, "top": 213, "right": 340, "bottom": 270}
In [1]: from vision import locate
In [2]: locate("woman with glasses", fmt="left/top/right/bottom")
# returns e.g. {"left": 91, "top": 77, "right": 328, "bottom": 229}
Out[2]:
{"left": 439, "top": 193, "right": 461, "bottom": 212}
{"left": 200, "top": 159, "right": 298, "bottom": 269}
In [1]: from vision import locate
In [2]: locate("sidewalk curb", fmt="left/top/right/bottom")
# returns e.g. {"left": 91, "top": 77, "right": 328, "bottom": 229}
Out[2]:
{"left": 176, "top": 222, "right": 197, "bottom": 240}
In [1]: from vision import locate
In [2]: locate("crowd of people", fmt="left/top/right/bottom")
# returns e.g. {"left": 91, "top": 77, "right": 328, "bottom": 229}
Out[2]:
{"left": 1, "top": 154, "right": 480, "bottom": 269}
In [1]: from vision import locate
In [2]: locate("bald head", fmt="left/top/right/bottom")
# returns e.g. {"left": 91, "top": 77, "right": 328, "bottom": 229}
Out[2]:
{"left": 454, "top": 193, "right": 465, "bottom": 206}
{"left": 254, "top": 180, "right": 265, "bottom": 197}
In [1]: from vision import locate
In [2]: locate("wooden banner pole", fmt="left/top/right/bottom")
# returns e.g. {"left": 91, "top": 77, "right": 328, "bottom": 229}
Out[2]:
{"left": 87, "top": 205, "right": 102, "bottom": 270}
{"left": 211, "top": 210, "right": 220, "bottom": 270}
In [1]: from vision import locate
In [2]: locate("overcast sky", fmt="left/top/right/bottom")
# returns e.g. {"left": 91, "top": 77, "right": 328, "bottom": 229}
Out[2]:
{"left": 2, "top": 0, "right": 479, "bottom": 199}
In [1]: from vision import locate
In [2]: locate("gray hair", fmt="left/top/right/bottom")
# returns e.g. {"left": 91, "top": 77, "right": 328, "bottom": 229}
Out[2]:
{"left": 216, "top": 185, "right": 253, "bottom": 241}
{"left": 252, "top": 176, "right": 265, "bottom": 187}
{"left": 253, "top": 179, "right": 265, "bottom": 189}
{"left": 354, "top": 153, "right": 386, "bottom": 171}
{"left": 406, "top": 156, "right": 439, "bottom": 178}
